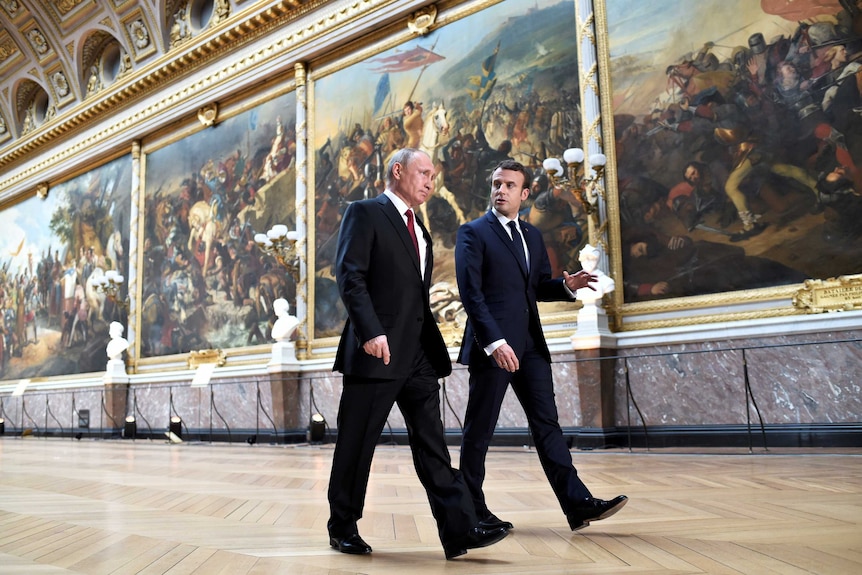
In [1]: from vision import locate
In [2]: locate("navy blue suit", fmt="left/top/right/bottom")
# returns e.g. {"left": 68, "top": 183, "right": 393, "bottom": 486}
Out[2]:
{"left": 329, "top": 194, "right": 477, "bottom": 548}
{"left": 455, "top": 210, "right": 592, "bottom": 519}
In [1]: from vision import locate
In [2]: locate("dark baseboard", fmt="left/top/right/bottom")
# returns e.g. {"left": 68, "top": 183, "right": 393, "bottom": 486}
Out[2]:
{"left": 401, "top": 423, "right": 862, "bottom": 450}
{"left": 8, "top": 423, "right": 861, "bottom": 449}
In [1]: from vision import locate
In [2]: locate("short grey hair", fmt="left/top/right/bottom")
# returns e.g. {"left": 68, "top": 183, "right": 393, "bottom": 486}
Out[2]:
{"left": 386, "top": 148, "right": 426, "bottom": 185}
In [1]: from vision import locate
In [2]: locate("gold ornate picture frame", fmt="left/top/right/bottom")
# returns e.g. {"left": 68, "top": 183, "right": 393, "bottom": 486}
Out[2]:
{"left": 138, "top": 83, "right": 298, "bottom": 362}
{"left": 308, "top": 0, "right": 586, "bottom": 347}
{"left": 595, "top": 0, "right": 862, "bottom": 328}
{"left": 0, "top": 153, "right": 133, "bottom": 380}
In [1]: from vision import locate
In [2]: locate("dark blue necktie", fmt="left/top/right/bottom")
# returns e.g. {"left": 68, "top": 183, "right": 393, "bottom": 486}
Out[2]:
{"left": 507, "top": 221, "right": 527, "bottom": 270}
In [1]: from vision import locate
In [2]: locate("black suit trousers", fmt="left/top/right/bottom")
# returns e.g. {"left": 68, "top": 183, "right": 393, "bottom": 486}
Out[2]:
{"left": 460, "top": 346, "right": 592, "bottom": 517}
{"left": 328, "top": 349, "right": 477, "bottom": 545}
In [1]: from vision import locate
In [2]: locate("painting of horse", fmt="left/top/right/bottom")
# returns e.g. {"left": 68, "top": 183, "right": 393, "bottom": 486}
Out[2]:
{"left": 141, "top": 91, "right": 297, "bottom": 357}
{"left": 0, "top": 155, "right": 132, "bottom": 380}
{"left": 311, "top": 0, "right": 583, "bottom": 340}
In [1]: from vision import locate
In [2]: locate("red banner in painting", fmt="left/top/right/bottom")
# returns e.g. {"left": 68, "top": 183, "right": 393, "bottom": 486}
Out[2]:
{"left": 368, "top": 46, "right": 445, "bottom": 73}
{"left": 761, "top": 0, "right": 842, "bottom": 21}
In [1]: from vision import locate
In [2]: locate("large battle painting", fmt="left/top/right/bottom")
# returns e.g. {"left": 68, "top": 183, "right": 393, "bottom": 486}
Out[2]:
{"left": 142, "top": 91, "right": 297, "bottom": 357}
{"left": 0, "top": 155, "right": 132, "bottom": 380}
{"left": 313, "top": 0, "right": 584, "bottom": 339}
{"left": 606, "top": 0, "right": 862, "bottom": 304}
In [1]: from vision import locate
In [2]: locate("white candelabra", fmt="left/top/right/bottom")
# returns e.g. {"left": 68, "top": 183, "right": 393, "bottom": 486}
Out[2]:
{"left": 542, "top": 148, "right": 606, "bottom": 216}
{"left": 254, "top": 224, "right": 300, "bottom": 283}
{"left": 93, "top": 269, "right": 129, "bottom": 314}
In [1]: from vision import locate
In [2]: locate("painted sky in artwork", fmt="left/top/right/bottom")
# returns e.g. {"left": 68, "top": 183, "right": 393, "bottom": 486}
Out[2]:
{"left": 0, "top": 157, "right": 130, "bottom": 277}
{"left": 607, "top": 0, "right": 809, "bottom": 114}
{"left": 314, "top": 0, "right": 574, "bottom": 143}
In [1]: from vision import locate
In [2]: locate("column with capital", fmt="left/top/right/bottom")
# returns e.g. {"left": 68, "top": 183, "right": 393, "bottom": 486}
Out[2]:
{"left": 571, "top": 1, "right": 620, "bottom": 446}
{"left": 265, "top": 63, "right": 307, "bottom": 437}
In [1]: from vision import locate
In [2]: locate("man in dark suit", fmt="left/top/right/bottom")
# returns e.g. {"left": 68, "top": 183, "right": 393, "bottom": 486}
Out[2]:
{"left": 328, "top": 148, "right": 509, "bottom": 560}
{"left": 455, "top": 159, "right": 628, "bottom": 532}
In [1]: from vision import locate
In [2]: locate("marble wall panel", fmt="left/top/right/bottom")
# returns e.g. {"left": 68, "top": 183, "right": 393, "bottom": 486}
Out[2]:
{"left": 615, "top": 330, "right": 862, "bottom": 427}
{"left": 3, "top": 389, "right": 104, "bottom": 433}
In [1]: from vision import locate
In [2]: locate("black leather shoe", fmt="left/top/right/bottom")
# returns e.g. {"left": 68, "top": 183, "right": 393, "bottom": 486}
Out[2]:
{"left": 566, "top": 495, "right": 628, "bottom": 531}
{"left": 478, "top": 512, "right": 514, "bottom": 531}
{"left": 444, "top": 525, "right": 509, "bottom": 560}
{"left": 329, "top": 533, "right": 372, "bottom": 554}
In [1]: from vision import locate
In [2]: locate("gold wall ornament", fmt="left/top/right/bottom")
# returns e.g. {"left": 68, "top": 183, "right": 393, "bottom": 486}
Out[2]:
{"left": 407, "top": 5, "right": 437, "bottom": 35}
{"left": 197, "top": 102, "right": 219, "bottom": 126}
{"left": 35, "top": 181, "right": 48, "bottom": 199}
{"left": 188, "top": 349, "right": 226, "bottom": 369}
{"left": 792, "top": 274, "right": 862, "bottom": 313}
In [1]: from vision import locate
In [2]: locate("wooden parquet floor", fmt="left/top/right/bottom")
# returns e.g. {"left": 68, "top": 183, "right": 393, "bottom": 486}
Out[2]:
{"left": 0, "top": 439, "right": 860, "bottom": 575}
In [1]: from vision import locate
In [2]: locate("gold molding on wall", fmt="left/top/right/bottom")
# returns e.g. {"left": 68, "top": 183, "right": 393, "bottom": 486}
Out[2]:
{"left": 0, "top": 0, "right": 381, "bottom": 192}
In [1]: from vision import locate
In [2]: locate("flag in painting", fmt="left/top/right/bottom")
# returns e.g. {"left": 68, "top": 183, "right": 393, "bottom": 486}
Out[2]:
{"left": 468, "top": 41, "right": 500, "bottom": 102}
{"left": 368, "top": 45, "right": 445, "bottom": 73}
{"left": 373, "top": 73, "right": 391, "bottom": 115}
{"left": 760, "top": 0, "right": 841, "bottom": 21}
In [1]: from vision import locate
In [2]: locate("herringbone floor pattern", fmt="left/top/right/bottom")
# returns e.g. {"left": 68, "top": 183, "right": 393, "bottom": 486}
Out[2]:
{"left": 0, "top": 439, "right": 859, "bottom": 574}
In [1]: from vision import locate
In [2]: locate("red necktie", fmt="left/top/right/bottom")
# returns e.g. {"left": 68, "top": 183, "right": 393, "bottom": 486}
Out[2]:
{"left": 405, "top": 209, "right": 420, "bottom": 260}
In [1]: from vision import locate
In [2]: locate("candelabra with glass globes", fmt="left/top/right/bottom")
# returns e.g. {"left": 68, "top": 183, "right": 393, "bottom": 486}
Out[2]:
{"left": 254, "top": 224, "right": 300, "bottom": 283}
{"left": 93, "top": 269, "right": 129, "bottom": 314}
{"left": 542, "top": 148, "right": 607, "bottom": 216}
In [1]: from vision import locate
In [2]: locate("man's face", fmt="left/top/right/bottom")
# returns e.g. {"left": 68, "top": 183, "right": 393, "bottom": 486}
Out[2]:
{"left": 684, "top": 165, "right": 701, "bottom": 186}
{"left": 403, "top": 105, "right": 413, "bottom": 116}
{"left": 392, "top": 152, "right": 435, "bottom": 208}
{"left": 630, "top": 241, "right": 649, "bottom": 258}
{"left": 779, "top": 63, "right": 799, "bottom": 88}
{"left": 643, "top": 200, "right": 663, "bottom": 223}
{"left": 490, "top": 168, "right": 529, "bottom": 219}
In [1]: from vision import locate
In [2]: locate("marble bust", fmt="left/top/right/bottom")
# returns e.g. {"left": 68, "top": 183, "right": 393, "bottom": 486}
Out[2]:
{"left": 576, "top": 244, "right": 614, "bottom": 305}
{"left": 271, "top": 298, "right": 299, "bottom": 342}
{"left": 106, "top": 321, "right": 129, "bottom": 361}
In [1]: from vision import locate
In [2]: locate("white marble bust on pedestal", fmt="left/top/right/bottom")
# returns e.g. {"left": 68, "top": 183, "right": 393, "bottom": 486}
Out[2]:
{"left": 104, "top": 321, "right": 129, "bottom": 382}
{"left": 575, "top": 244, "right": 615, "bottom": 304}
{"left": 573, "top": 244, "right": 616, "bottom": 349}
{"left": 106, "top": 321, "right": 129, "bottom": 361}
{"left": 269, "top": 297, "right": 299, "bottom": 367}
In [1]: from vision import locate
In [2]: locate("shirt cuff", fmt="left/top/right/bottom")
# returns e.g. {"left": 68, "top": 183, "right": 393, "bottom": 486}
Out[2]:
{"left": 484, "top": 339, "right": 505, "bottom": 356}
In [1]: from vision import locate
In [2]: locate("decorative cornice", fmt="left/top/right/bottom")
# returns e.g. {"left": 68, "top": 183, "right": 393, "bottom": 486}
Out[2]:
{"left": 0, "top": 0, "right": 387, "bottom": 190}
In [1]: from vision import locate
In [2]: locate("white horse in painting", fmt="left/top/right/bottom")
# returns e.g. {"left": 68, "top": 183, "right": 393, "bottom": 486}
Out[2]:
{"left": 418, "top": 102, "right": 467, "bottom": 234}
{"left": 420, "top": 102, "right": 450, "bottom": 161}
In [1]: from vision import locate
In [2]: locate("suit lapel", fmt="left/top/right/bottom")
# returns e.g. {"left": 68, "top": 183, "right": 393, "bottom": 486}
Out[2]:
{"left": 521, "top": 220, "right": 540, "bottom": 280}
{"left": 415, "top": 214, "right": 433, "bottom": 287}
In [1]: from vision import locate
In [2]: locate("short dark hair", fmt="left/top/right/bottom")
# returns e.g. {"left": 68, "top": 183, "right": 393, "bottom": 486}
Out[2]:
{"left": 494, "top": 159, "right": 532, "bottom": 190}
{"left": 683, "top": 161, "right": 706, "bottom": 179}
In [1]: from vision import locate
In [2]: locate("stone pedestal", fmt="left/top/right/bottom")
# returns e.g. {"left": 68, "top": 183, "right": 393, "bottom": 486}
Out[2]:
{"left": 571, "top": 302, "right": 615, "bottom": 349}
{"left": 268, "top": 341, "right": 297, "bottom": 367}
{"left": 103, "top": 360, "right": 129, "bottom": 433}
{"left": 267, "top": 344, "right": 302, "bottom": 432}
{"left": 103, "top": 359, "right": 129, "bottom": 384}
{"left": 571, "top": 302, "right": 618, "bottom": 448}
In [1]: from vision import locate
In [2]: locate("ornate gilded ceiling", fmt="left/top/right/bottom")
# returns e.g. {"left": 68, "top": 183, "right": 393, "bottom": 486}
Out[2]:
{"left": 0, "top": 0, "right": 319, "bottom": 167}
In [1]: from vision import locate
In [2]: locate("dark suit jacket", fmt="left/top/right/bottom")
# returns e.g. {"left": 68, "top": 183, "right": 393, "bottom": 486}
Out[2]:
{"left": 333, "top": 194, "right": 451, "bottom": 379}
{"left": 455, "top": 210, "right": 573, "bottom": 368}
